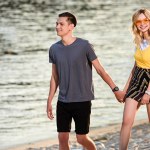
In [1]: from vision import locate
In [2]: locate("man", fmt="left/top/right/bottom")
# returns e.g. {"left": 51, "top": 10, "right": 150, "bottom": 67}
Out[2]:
{"left": 47, "top": 12, "right": 124, "bottom": 150}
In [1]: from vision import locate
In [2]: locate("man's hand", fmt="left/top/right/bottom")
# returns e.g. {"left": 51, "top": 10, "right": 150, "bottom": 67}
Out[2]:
{"left": 140, "top": 94, "right": 150, "bottom": 105}
{"left": 114, "top": 90, "right": 126, "bottom": 103}
{"left": 47, "top": 103, "right": 54, "bottom": 120}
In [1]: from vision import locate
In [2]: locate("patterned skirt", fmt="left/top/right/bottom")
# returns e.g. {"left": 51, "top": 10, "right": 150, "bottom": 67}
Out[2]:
{"left": 125, "top": 66, "right": 150, "bottom": 102}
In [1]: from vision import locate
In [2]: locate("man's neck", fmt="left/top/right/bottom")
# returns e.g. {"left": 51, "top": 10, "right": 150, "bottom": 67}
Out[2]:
{"left": 61, "top": 36, "right": 76, "bottom": 46}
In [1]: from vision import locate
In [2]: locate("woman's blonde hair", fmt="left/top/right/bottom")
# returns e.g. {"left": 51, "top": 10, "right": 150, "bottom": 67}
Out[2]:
{"left": 132, "top": 8, "right": 150, "bottom": 47}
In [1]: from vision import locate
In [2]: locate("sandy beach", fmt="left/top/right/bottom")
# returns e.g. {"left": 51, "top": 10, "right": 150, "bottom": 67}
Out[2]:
{"left": 5, "top": 119, "right": 150, "bottom": 150}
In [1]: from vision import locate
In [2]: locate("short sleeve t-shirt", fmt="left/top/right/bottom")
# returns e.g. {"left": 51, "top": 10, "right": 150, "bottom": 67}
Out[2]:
{"left": 49, "top": 38, "right": 97, "bottom": 103}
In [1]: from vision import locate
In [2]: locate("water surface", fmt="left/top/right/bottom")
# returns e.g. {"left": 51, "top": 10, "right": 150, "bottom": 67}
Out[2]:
{"left": 0, "top": 0, "right": 149, "bottom": 149}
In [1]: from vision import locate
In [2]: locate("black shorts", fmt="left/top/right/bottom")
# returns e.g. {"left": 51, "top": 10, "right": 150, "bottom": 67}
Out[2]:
{"left": 56, "top": 100, "right": 91, "bottom": 134}
{"left": 125, "top": 66, "right": 150, "bottom": 102}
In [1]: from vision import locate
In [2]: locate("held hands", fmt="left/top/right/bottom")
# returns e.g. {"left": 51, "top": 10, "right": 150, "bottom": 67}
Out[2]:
{"left": 114, "top": 90, "right": 126, "bottom": 103}
{"left": 46, "top": 102, "right": 54, "bottom": 120}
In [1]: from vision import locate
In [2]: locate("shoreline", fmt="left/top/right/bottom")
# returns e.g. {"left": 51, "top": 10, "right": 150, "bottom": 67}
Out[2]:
{"left": 5, "top": 119, "right": 149, "bottom": 150}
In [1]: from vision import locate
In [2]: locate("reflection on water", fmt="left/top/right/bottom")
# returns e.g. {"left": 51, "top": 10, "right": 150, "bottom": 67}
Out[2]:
{"left": 0, "top": 0, "right": 149, "bottom": 149}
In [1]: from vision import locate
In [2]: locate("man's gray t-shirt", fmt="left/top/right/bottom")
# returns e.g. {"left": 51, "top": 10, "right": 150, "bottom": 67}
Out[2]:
{"left": 49, "top": 38, "right": 97, "bottom": 103}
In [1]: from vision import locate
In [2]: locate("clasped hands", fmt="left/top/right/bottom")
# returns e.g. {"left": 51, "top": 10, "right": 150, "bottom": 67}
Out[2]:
{"left": 114, "top": 91, "right": 150, "bottom": 104}
{"left": 114, "top": 90, "right": 126, "bottom": 103}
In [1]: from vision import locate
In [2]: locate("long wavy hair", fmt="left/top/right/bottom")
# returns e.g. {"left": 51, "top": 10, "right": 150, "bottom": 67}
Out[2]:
{"left": 132, "top": 8, "right": 150, "bottom": 47}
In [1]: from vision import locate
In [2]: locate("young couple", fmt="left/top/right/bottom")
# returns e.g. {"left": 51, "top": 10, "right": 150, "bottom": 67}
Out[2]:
{"left": 47, "top": 9, "right": 150, "bottom": 150}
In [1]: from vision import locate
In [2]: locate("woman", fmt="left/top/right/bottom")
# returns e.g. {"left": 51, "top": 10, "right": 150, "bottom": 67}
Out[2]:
{"left": 119, "top": 8, "right": 150, "bottom": 150}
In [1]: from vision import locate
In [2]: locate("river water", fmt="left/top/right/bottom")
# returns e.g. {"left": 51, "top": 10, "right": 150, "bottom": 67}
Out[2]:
{"left": 0, "top": 0, "right": 150, "bottom": 149}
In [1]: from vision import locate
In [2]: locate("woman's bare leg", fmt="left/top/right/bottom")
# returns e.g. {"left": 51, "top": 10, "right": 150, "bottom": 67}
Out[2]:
{"left": 119, "top": 98, "right": 139, "bottom": 150}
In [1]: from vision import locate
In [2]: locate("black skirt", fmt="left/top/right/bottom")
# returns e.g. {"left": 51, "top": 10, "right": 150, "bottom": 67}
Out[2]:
{"left": 125, "top": 66, "right": 150, "bottom": 102}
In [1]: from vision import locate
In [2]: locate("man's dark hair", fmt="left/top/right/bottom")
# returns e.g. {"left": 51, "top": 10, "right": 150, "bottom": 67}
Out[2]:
{"left": 59, "top": 12, "right": 77, "bottom": 27}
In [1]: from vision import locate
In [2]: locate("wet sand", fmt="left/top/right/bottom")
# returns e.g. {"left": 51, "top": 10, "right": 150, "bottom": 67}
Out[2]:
{"left": 6, "top": 119, "right": 149, "bottom": 150}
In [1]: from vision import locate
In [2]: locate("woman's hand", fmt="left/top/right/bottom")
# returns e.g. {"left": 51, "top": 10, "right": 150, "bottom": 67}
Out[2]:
{"left": 141, "top": 94, "right": 150, "bottom": 105}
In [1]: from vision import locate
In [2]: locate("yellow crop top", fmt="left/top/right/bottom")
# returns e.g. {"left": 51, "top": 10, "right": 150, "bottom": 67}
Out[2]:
{"left": 134, "top": 46, "right": 150, "bottom": 69}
